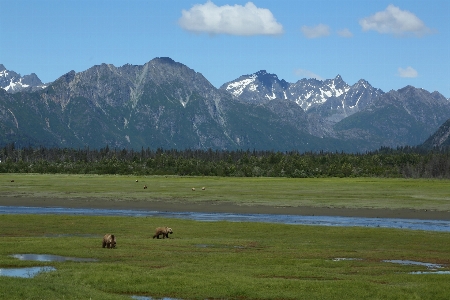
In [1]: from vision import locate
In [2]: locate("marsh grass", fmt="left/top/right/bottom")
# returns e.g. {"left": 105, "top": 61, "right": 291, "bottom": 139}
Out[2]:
{"left": 0, "top": 214, "right": 449, "bottom": 299}
{"left": 1, "top": 174, "right": 449, "bottom": 299}
{"left": 1, "top": 174, "right": 450, "bottom": 210}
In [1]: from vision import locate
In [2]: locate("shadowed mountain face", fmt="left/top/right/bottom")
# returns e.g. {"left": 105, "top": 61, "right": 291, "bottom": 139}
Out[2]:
{"left": 334, "top": 86, "right": 450, "bottom": 150}
{"left": 0, "top": 58, "right": 449, "bottom": 152}
{"left": 421, "top": 119, "right": 450, "bottom": 149}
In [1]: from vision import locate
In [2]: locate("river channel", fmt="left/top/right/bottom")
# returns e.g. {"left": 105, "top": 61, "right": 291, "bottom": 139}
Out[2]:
{"left": 1, "top": 206, "right": 449, "bottom": 232}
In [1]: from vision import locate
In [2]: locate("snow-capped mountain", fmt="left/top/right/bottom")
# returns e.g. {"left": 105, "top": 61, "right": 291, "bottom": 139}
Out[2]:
{"left": 1, "top": 58, "right": 449, "bottom": 152}
{"left": 288, "top": 75, "right": 350, "bottom": 111}
{"left": 221, "top": 71, "right": 384, "bottom": 123}
{"left": 0, "top": 64, "right": 46, "bottom": 93}
{"left": 220, "top": 70, "right": 290, "bottom": 103}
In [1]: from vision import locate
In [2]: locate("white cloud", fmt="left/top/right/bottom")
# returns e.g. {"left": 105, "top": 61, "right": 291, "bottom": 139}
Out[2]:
{"left": 301, "top": 24, "right": 330, "bottom": 39}
{"left": 294, "top": 69, "right": 324, "bottom": 80}
{"left": 398, "top": 66, "right": 418, "bottom": 78}
{"left": 178, "top": 1, "right": 283, "bottom": 36}
{"left": 359, "top": 5, "right": 433, "bottom": 37}
{"left": 337, "top": 28, "right": 353, "bottom": 38}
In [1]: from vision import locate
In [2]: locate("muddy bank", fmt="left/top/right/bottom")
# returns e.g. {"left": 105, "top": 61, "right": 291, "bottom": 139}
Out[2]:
{"left": 1, "top": 196, "right": 449, "bottom": 221}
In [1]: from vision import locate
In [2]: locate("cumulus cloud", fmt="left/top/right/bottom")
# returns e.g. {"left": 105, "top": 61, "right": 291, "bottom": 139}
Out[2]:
{"left": 300, "top": 24, "right": 330, "bottom": 38}
{"left": 359, "top": 5, "right": 433, "bottom": 37}
{"left": 337, "top": 28, "right": 353, "bottom": 38}
{"left": 398, "top": 66, "right": 418, "bottom": 78}
{"left": 178, "top": 1, "right": 283, "bottom": 36}
{"left": 294, "top": 69, "right": 324, "bottom": 80}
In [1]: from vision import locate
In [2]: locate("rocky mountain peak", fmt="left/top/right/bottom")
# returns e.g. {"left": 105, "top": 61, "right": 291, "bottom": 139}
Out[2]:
{"left": 22, "top": 73, "right": 43, "bottom": 86}
{"left": 355, "top": 79, "right": 370, "bottom": 87}
{"left": 220, "top": 69, "right": 290, "bottom": 102}
{"left": 2, "top": 57, "right": 450, "bottom": 153}
{"left": 431, "top": 91, "right": 449, "bottom": 103}
{"left": 324, "top": 75, "right": 349, "bottom": 89}
{"left": 334, "top": 74, "right": 343, "bottom": 81}
{"left": 152, "top": 57, "right": 177, "bottom": 65}
{"left": 254, "top": 70, "right": 289, "bottom": 90}
{"left": 0, "top": 65, "right": 45, "bottom": 93}
{"left": 255, "top": 70, "right": 268, "bottom": 76}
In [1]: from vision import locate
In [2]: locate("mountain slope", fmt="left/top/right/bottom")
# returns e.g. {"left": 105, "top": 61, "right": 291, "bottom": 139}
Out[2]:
{"left": 0, "top": 58, "right": 337, "bottom": 151}
{"left": 221, "top": 71, "right": 384, "bottom": 126}
{"left": 421, "top": 118, "right": 450, "bottom": 149}
{"left": 1, "top": 58, "right": 449, "bottom": 152}
{"left": 334, "top": 86, "right": 450, "bottom": 149}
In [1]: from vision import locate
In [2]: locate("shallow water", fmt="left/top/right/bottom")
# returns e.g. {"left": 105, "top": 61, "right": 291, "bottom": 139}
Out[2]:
{"left": 334, "top": 258, "right": 449, "bottom": 275}
{"left": 0, "top": 266, "right": 56, "bottom": 278}
{"left": 383, "top": 259, "right": 444, "bottom": 270}
{"left": 410, "top": 271, "right": 450, "bottom": 274}
{"left": 1, "top": 205, "right": 449, "bottom": 232}
{"left": 383, "top": 260, "right": 450, "bottom": 275}
{"left": 11, "top": 254, "right": 98, "bottom": 262}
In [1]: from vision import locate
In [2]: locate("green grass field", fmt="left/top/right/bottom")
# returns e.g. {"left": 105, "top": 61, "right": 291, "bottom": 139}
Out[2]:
{"left": 1, "top": 173, "right": 450, "bottom": 211}
{"left": 0, "top": 214, "right": 449, "bottom": 299}
{"left": 0, "top": 174, "right": 449, "bottom": 299}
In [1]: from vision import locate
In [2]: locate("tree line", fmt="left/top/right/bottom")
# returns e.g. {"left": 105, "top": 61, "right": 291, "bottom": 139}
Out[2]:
{"left": 0, "top": 143, "right": 449, "bottom": 178}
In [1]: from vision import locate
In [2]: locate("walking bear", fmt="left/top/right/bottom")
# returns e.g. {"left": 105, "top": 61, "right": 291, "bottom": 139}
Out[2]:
{"left": 152, "top": 227, "right": 173, "bottom": 239}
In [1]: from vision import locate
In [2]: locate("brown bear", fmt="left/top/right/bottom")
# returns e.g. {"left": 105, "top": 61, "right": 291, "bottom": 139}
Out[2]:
{"left": 102, "top": 234, "right": 116, "bottom": 248}
{"left": 152, "top": 227, "right": 173, "bottom": 239}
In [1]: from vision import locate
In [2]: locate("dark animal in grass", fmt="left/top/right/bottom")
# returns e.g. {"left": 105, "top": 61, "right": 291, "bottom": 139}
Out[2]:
{"left": 153, "top": 227, "right": 173, "bottom": 239}
{"left": 102, "top": 234, "right": 116, "bottom": 248}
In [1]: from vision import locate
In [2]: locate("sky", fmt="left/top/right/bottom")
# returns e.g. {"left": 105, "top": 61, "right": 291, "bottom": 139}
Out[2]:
{"left": 1, "top": 0, "right": 449, "bottom": 97}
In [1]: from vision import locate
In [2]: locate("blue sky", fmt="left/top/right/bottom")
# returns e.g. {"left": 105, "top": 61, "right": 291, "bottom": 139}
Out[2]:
{"left": 1, "top": 0, "right": 449, "bottom": 97}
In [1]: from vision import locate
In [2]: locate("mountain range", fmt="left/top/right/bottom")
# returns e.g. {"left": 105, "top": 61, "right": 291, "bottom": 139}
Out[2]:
{"left": 1, "top": 58, "right": 449, "bottom": 152}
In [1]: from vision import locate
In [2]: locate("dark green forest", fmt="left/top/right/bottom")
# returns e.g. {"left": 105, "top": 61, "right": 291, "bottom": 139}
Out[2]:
{"left": 0, "top": 144, "right": 449, "bottom": 178}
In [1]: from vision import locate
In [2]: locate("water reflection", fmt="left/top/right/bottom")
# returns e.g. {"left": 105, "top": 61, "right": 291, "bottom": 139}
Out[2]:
{"left": 0, "top": 266, "right": 55, "bottom": 278}
{"left": 11, "top": 254, "right": 98, "bottom": 262}
{"left": 383, "top": 260, "right": 450, "bottom": 275}
{"left": 410, "top": 271, "right": 450, "bottom": 274}
{"left": 383, "top": 259, "right": 444, "bottom": 270}
{"left": 0, "top": 206, "right": 449, "bottom": 232}
{"left": 334, "top": 258, "right": 449, "bottom": 275}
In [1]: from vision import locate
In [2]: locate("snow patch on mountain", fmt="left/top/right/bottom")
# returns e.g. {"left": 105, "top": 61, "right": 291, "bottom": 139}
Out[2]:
{"left": 225, "top": 75, "right": 257, "bottom": 97}
{"left": 0, "top": 64, "right": 46, "bottom": 93}
{"left": 221, "top": 71, "right": 385, "bottom": 123}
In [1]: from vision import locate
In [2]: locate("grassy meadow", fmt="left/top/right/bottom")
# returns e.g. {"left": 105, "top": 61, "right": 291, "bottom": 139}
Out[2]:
{"left": 0, "top": 214, "right": 449, "bottom": 299}
{"left": 1, "top": 173, "right": 450, "bottom": 211}
{"left": 0, "top": 174, "right": 449, "bottom": 299}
